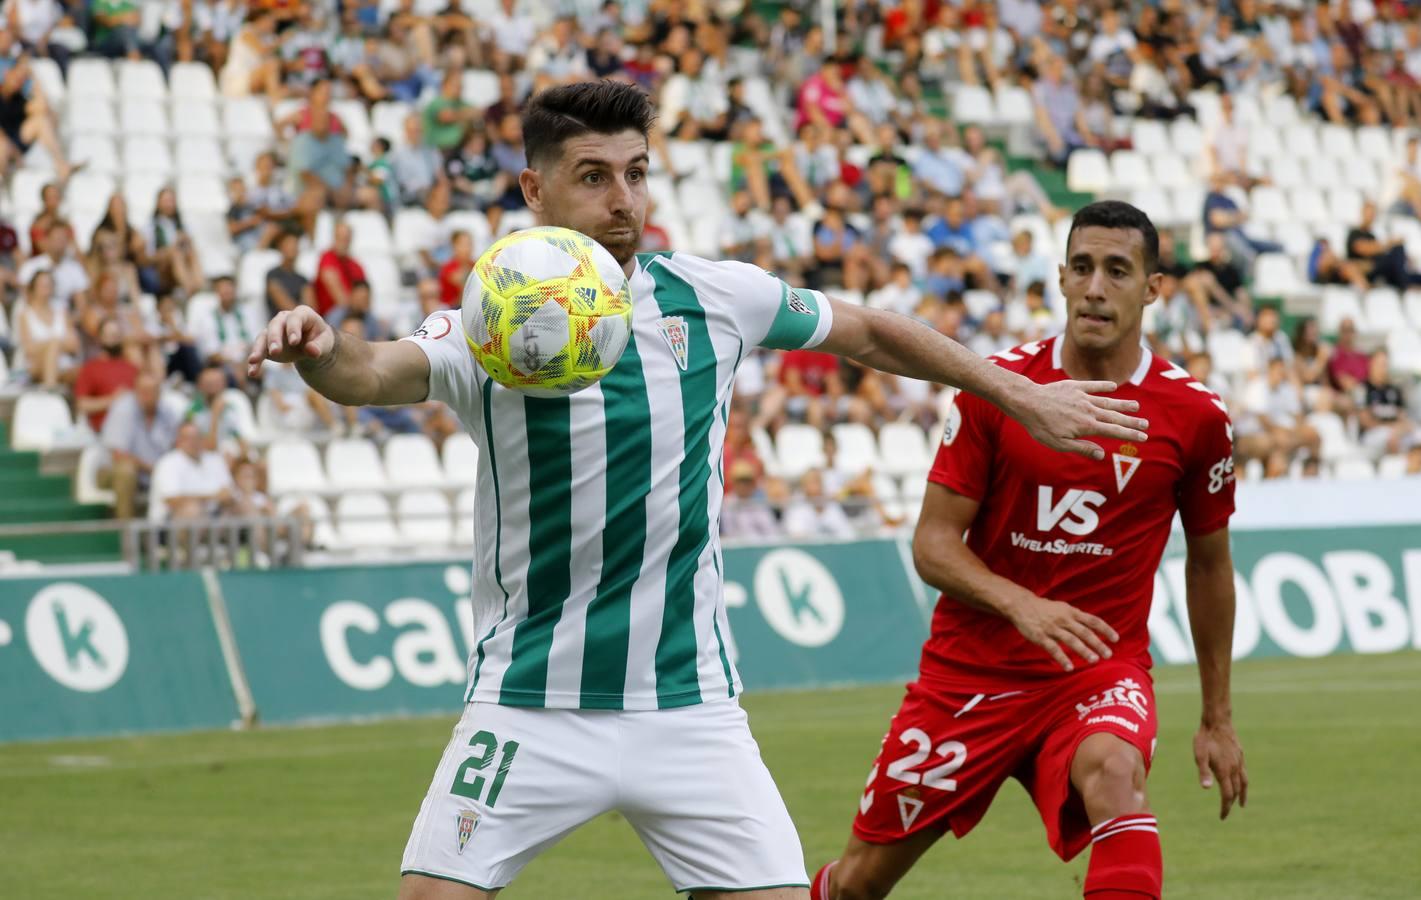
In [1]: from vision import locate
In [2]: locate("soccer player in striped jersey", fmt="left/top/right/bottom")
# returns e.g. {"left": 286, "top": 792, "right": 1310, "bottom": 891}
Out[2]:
{"left": 245, "top": 81, "right": 1149, "bottom": 900}
{"left": 811, "top": 203, "right": 1248, "bottom": 900}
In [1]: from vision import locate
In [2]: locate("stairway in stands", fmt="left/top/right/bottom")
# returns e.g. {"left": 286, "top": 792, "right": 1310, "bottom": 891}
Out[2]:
{"left": 0, "top": 422, "right": 121, "bottom": 565}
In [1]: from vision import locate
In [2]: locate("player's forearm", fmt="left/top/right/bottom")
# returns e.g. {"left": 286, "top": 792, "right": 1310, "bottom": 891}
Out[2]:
{"left": 841, "top": 308, "right": 1034, "bottom": 421}
{"left": 1185, "top": 555, "right": 1236, "bottom": 726}
{"left": 913, "top": 530, "right": 1035, "bottom": 620}
{"left": 296, "top": 331, "right": 383, "bottom": 406}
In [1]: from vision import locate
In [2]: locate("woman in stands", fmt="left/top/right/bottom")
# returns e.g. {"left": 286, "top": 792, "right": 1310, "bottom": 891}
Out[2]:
{"left": 15, "top": 270, "right": 78, "bottom": 389}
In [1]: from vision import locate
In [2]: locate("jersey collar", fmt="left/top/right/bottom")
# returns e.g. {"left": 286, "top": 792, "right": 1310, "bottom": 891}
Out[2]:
{"left": 1049, "top": 335, "right": 1153, "bottom": 387}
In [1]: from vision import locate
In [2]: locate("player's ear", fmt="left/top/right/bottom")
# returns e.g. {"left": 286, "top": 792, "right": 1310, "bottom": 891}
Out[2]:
{"left": 519, "top": 167, "right": 542, "bottom": 214}
{"left": 1057, "top": 263, "right": 1067, "bottom": 295}
{"left": 1143, "top": 271, "right": 1163, "bottom": 307}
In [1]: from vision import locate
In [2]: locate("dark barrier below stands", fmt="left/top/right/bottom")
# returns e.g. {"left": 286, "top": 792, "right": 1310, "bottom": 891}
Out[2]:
{"left": 2, "top": 529, "right": 1421, "bottom": 742}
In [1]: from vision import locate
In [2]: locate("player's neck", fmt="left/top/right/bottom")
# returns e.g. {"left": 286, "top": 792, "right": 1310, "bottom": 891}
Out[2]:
{"left": 1060, "top": 336, "right": 1144, "bottom": 388}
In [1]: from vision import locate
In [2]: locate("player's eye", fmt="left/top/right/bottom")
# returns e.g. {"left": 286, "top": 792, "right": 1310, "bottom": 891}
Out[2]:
{"left": 1111, "top": 268, "right": 1127, "bottom": 279}
{"left": 627, "top": 168, "right": 644, "bottom": 182}
{"left": 583, "top": 172, "right": 602, "bottom": 185}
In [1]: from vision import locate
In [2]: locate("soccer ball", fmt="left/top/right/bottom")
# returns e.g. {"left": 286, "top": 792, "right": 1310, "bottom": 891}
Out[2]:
{"left": 462, "top": 226, "right": 633, "bottom": 398}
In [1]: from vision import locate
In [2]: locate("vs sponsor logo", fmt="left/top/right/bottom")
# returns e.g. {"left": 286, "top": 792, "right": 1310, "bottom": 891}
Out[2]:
{"left": 1036, "top": 486, "right": 1107, "bottom": 536}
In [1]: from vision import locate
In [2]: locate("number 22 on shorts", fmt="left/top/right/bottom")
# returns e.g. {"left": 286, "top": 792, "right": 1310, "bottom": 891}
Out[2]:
{"left": 450, "top": 729, "right": 520, "bottom": 807}
{"left": 885, "top": 728, "right": 968, "bottom": 791}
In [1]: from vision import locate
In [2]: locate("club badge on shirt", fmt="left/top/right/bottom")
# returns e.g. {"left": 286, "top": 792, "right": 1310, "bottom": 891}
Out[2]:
{"left": 658, "top": 315, "right": 689, "bottom": 371}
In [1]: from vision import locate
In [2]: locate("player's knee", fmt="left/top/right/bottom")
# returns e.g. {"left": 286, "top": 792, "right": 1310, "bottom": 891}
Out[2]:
{"left": 1077, "top": 745, "right": 1147, "bottom": 811}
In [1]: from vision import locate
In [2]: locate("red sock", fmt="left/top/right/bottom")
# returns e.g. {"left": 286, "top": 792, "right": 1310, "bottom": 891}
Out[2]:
{"left": 1083, "top": 814, "right": 1162, "bottom": 900}
{"left": 810, "top": 860, "right": 837, "bottom": 900}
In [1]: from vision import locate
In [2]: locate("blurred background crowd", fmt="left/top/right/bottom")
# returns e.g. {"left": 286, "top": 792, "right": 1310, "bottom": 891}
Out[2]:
{"left": 2, "top": 0, "right": 1421, "bottom": 557}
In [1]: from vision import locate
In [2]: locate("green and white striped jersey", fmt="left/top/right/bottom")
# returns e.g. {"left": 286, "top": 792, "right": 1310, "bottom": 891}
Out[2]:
{"left": 403, "top": 251, "right": 834, "bottom": 710}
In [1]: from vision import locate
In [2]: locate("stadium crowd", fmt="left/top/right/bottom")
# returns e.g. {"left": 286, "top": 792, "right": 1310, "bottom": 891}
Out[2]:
{"left": 2, "top": 0, "right": 1421, "bottom": 550}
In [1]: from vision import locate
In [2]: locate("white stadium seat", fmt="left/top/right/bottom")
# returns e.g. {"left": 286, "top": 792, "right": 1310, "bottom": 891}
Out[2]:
{"left": 1304, "top": 155, "right": 1342, "bottom": 188}
{"left": 122, "top": 136, "right": 174, "bottom": 175}
{"left": 462, "top": 69, "right": 500, "bottom": 108}
{"left": 1130, "top": 120, "right": 1169, "bottom": 157}
{"left": 1356, "top": 126, "right": 1394, "bottom": 163}
{"left": 1289, "top": 187, "right": 1329, "bottom": 225}
{"left": 1328, "top": 187, "right": 1364, "bottom": 226}
{"left": 371, "top": 101, "right": 413, "bottom": 146}
{"left": 1131, "top": 188, "right": 1175, "bottom": 228}
{"left": 1066, "top": 148, "right": 1110, "bottom": 193}
{"left": 68, "top": 59, "right": 116, "bottom": 99}
{"left": 1387, "top": 326, "right": 1421, "bottom": 375}
{"left": 666, "top": 140, "right": 713, "bottom": 178}
{"left": 29, "top": 57, "right": 65, "bottom": 107}
{"left": 1405, "top": 290, "right": 1421, "bottom": 329}
{"left": 337, "top": 492, "right": 401, "bottom": 549}
{"left": 11, "top": 391, "right": 75, "bottom": 451}
{"left": 1320, "top": 124, "right": 1358, "bottom": 161}
{"left": 277, "top": 493, "right": 338, "bottom": 549}
{"left": 1307, "top": 411, "right": 1360, "bottom": 463}
{"left": 62, "top": 172, "right": 117, "bottom": 216}
{"left": 1169, "top": 118, "right": 1203, "bottom": 159}
{"left": 951, "top": 84, "right": 995, "bottom": 125}
{"left": 1248, "top": 185, "right": 1291, "bottom": 226}
{"left": 1206, "top": 329, "right": 1255, "bottom": 378}
{"left": 1320, "top": 286, "right": 1366, "bottom": 335}
{"left": 1266, "top": 155, "right": 1304, "bottom": 189}
{"left": 1365, "top": 288, "right": 1408, "bottom": 332}
{"left": 830, "top": 423, "right": 880, "bottom": 478}
{"left": 177, "top": 174, "right": 229, "bottom": 215}
{"left": 397, "top": 490, "right": 455, "bottom": 546}
{"left": 8, "top": 168, "right": 49, "bottom": 216}
{"left": 775, "top": 423, "right": 827, "bottom": 480}
{"left": 237, "top": 249, "right": 280, "bottom": 301}
{"left": 117, "top": 60, "right": 167, "bottom": 101}
{"left": 68, "top": 136, "right": 121, "bottom": 175}
{"left": 75, "top": 444, "right": 116, "bottom": 507}
{"left": 226, "top": 138, "right": 273, "bottom": 173}
{"left": 172, "top": 100, "right": 222, "bottom": 139}
{"left": 1252, "top": 254, "right": 1303, "bottom": 300}
{"left": 266, "top": 438, "right": 330, "bottom": 494}
{"left": 66, "top": 97, "right": 117, "bottom": 136}
{"left": 1332, "top": 459, "right": 1377, "bottom": 481}
{"left": 994, "top": 85, "right": 1034, "bottom": 125}
{"left": 170, "top": 62, "right": 218, "bottom": 102}
{"left": 1150, "top": 153, "right": 1193, "bottom": 189}
{"left": 176, "top": 137, "right": 228, "bottom": 175}
{"left": 1342, "top": 159, "right": 1381, "bottom": 194}
{"left": 346, "top": 210, "right": 394, "bottom": 257}
{"left": 442, "top": 433, "right": 480, "bottom": 487}
{"left": 325, "top": 437, "right": 388, "bottom": 492}
{"left": 1284, "top": 123, "right": 1321, "bottom": 161}
{"left": 120, "top": 99, "right": 171, "bottom": 137}
{"left": 123, "top": 173, "right": 166, "bottom": 225}
{"left": 1109, "top": 150, "right": 1152, "bottom": 191}
{"left": 1378, "top": 454, "right": 1408, "bottom": 479}
{"left": 332, "top": 100, "right": 374, "bottom": 156}
{"left": 877, "top": 422, "right": 932, "bottom": 478}
{"left": 384, "top": 434, "right": 445, "bottom": 489}
{"left": 223, "top": 98, "right": 274, "bottom": 142}
{"left": 1247, "top": 124, "right": 1283, "bottom": 161}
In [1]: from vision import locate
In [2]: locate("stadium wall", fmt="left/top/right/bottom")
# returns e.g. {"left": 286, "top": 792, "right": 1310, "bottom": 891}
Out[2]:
{"left": 3, "top": 519, "right": 1421, "bottom": 743}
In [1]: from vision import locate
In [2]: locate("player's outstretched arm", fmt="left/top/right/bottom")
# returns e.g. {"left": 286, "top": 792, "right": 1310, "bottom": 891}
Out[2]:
{"left": 245, "top": 306, "right": 433, "bottom": 406}
{"left": 817, "top": 300, "right": 1148, "bottom": 460}
{"left": 1183, "top": 525, "right": 1248, "bottom": 821}
{"left": 913, "top": 483, "right": 1119, "bottom": 671}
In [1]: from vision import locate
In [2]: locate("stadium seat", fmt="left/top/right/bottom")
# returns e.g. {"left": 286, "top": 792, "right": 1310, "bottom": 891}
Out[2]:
{"left": 444, "top": 211, "right": 494, "bottom": 255}
{"left": 1386, "top": 326, "right": 1421, "bottom": 375}
{"left": 237, "top": 249, "right": 281, "bottom": 301}
{"left": 277, "top": 493, "right": 338, "bottom": 549}
{"left": 877, "top": 423, "right": 932, "bottom": 478}
{"left": 710, "top": 141, "right": 734, "bottom": 185}
{"left": 775, "top": 423, "right": 827, "bottom": 480}
{"left": 1130, "top": 120, "right": 1169, "bottom": 157}
{"left": 750, "top": 426, "right": 780, "bottom": 477}
{"left": 397, "top": 490, "right": 455, "bottom": 546}
{"left": 223, "top": 98, "right": 275, "bottom": 142}
{"left": 68, "top": 136, "right": 121, "bottom": 175}
{"left": 371, "top": 101, "right": 413, "bottom": 146}
{"left": 830, "top": 423, "right": 881, "bottom": 477}
{"left": 1307, "top": 411, "right": 1360, "bottom": 463}
{"left": 1356, "top": 126, "right": 1394, "bottom": 163}
{"left": 221, "top": 389, "right": 259, "bottom": 444}
{"left": 1066, "top": 149, "right": 1110, "bottom": 193}
{"left": 123, "top": 173, "right": 166, "bottom": 225}
{"left": 1289, "top": 187, "right": 1328, "bottom": 225}
{"left": 332, "top": 100, "right": 373, "bottom": 156}
{"left": 1271, "top": 222, "right": 1315, "bottom": 260}
{"left": 1321, "top": 286, "right": 1366, "bottom": 335}
{"left": 1328, "top": 187, "right": 1364, "bottom": 226}
{"left": 1404, "top": 289, "right": 1421, "bottom": 329}
{"left": 384, "top": 434, "right": 445, "bottom": 489}
{"left": 61, "top": 172, "right": 118, "bottom": 216}
{"left": 117, "top": 60, "right": 167, "bottom": 101}
{"left": 1284, "top": 123, "right": 1322, "bottom": 160}
{"left": 337, "top": 492, "right": 401, "bottom": 549}
{"left": 1377, "top": 454, "right": 1408, "bottom": 479}
{"left": 1342, "top": 159, "right": 1381, "bottom": 194}
{"left": 172, "top": 100, "right": 222, "bottom": 140}
{"left": 1247, "top": 124, "right": 1283, "bottom": 161}
{"left": 1149, "top": 153, "right": 1192, "bottom": 190}
{"left": 1109, "top": 150, "right": 1151, "bottom": 191}
{"left": 346, "top": 210, "right": 394, "bottom": 257}
{"left": 993, "top": 85, "right": 1034, "bottom": 126}
{"left": 1263, "top": 93, "right": 1299, "bottom": 127}
{"left": 68, "top": 58, "right": 116, "bottom": 99}
{"left": 951, "top": 85, "right": 995, "bottom": 126}
{"left": 11, "top": 391, "right": 75, "bottom": 451}
{"left": 29, "top": 56, "right": 65, "bottom": 107}
{"left": 1320, "top": 124, "right": 1358, "bottom": 161}
{"left": 666, "top": 140, "right": 713, "bottom": 178}
{"left": 74, "top": 444, "right": 117, "bottom": 507}
{"left": 454, "top": 487, "right": 478, "bottom": 545}
{"left": 122, "top": 136, "right": 174, "bottom": 175}
{"left": 176, "top": 137, "right": 228, "bottom": 175}
{"left": 1364, "top": 288, "right": 1408, "bottom": 331}
{"left": 1304, "top": 155, "right": 1342, "bottom": 189}
{"left": 1247, "top": 186, "right": 1291, "bottom": 226}
{"left": 120, "top": 99, "right": 170, "bottom": 137}
{"left": 442, "top": 432, "right": 480, "bottom": 487}
{"left": 361, "top": 256, "right": 403, "bottom": 322}
{"left": 325, "top": 438, "right": 388, "bottom": 492}
{"left": 170, "top": 62, "right": 218, "bottom": 102}
{"left": 266, "top": 438, "right": 330, "bottom": 494}
{"left": 1168, "top": 118, "right": 1203, "bottom": 159}
{"left": 963, "top": 289, "right": 999, "bottom": 321}
{"left": 226, "top": 137, "right": 274, "bottom": 174}
{"left": 1206, "top": 329, "right": 1255, "bottom": 377}
{"left": 1131, "top": 188, "right": 1175, "bottom": 228}
{"left": 178, "top": 174, "right": 229, "bottom": 215}
{"left": 1332, "top": 459, "right": 1376, "bottom": 480}
{"left": 1252, "top": 253, "right": 1305, "bottom": 300}
{"left": 66, "top": 97, "right": 117, "bottom": 136}
{"left": 462, "top": 69, "right": 500, "bottom": 108}
{"left": 7, "top": 168, "right": 49, "bottom": 216}
{"left": 1266, "top": 154, "right": 1303, "bottom": 189}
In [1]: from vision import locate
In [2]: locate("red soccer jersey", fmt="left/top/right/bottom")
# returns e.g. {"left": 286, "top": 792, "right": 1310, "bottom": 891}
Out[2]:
{"left": 920, "top": 336, "right": 1236, "bottom": 690}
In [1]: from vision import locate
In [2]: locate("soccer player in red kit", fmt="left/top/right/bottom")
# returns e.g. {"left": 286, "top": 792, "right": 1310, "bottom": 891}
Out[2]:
{"left": 812, "top": 202, "right": 1248, "bottom": 900}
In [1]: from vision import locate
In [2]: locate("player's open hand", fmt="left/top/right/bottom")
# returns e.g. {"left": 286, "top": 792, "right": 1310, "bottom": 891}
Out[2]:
{"left": 1193, "top": 721, "right": 1248, "bottom": 820}
{"left": 1016, "top": 379, "right": 1149, "bottom": 460}
{"left": 247, "top": 306, "right": 335, "bottom": 380}
{"left": 1006, "top": 594, "right": 1118, "bottom": 672}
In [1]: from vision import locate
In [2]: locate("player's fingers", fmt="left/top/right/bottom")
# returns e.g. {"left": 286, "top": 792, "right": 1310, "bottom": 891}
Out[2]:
{"left": 1063, "top": 379, "right": 1120, "bottom": 396}
{"left": 246, "top": 333, "right": 269, "bottom": 379}
{"left": 1087, "top": 395, "right": 1142, "bottom": 414}
{"left": 266, "top": 311, "right": 289, "bottom": 355}
{"left": 1093, "top": 407, "right": 1151, "bottom": 435}
{"left": 1084, "top": 418, "right": 1150, "bottom": 444}
{"left": 1053, "top": 628, "right": 1098, "bottom": 665}
{"left": 1062, "top": 439, "right": 1106, "bottom": 461}
{"left": 1196, "top": 750, "right": 1213, "bottom": 788}
{"left": 1066, "top": 619, "right": 1113, "bottom": 660}
{"left": 287, "top": 308, "right": 308, "bottom": 347}
{"left": 1238, "top": 763, "right": 1249, "bottom": 809}
{"left": 1074, "top": 611, "right": 1120, "bottom": 644}
{"left": 1038, "top": 636, "right": 1074, "bottom": 671}
{"left": 1219, "top": 770, "right": 1235, "bottom": 819}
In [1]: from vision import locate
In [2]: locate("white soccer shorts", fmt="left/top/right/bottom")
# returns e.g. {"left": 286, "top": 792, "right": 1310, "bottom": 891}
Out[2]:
{"left": 400, "top": 698, "right": 808, "bottom": 894}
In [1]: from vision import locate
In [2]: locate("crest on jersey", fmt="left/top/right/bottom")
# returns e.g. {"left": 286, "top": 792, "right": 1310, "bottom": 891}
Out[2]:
{"left": 897, "top": 788, "right": 925, "bottom": 831}
{"left": 657, "top": 316, "right": 689, "bottom": 371}
{"left": 456, "top": 809, "right": 480, "bottom": 854}
{"left": 1113, "top": 443, "right": 1141, "bottom": 493}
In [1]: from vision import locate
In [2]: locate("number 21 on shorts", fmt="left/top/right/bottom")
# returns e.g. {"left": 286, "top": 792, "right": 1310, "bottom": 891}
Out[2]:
{"left": 886, "top": 728, "right": 967, "bottom": 790}
{"left": 450, "top": 729, "right": 520, "bottom": 807}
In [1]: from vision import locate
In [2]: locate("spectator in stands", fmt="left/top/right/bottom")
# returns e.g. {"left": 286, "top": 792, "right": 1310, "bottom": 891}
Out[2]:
{"left": 784, "top": 468, "right": 856, "bottom": 539}
{"left": 867, "top": 262, "right": 921, "bottom": 315}
{"left": 797, "top": 57, "right": 872, "bottom": 143}
{"left": 26, "top": 182, "right": 72, "bottom": 252}
{"left": 486, "top": 0, "right": 536, "bottom": 69}
{"left": 887, "top": 207, "right": 934, "bottom": 280}
{"left": 100, "top": 372, "right": 179, "bottom": 519}
{"left": 424, "top": 69, "right": 479, "bottom": 153}
{"left": 766, "top": 194, "right": 815, "bottom": 285}
{"left": 148, "top": 422, "right": 234, "bottom": 545}
{"left": 14, "top": 270, "right": 76, "bottom": 388}
{"left": 660, "top": 47, "right": 729, "bottom": 140}
{"left": 1147, "top": 269, "right": 1207, "bottom": 359}
{"left": 969, "top": 308, "right": 1015, "bottom": 357}
{"left": 389, "top": 115, "right": 444, "bottom": 206}
{"left": 5, "top": 0, "right": 69, "bottom": 71}
{"left": 585, "top": 27, "right": 625, "bottom": 79}
{"left": 1246, "top": 356, "right": 1321, "bottom": 461}
{"left": 85, "top": 227, "right": 142, "bottom": 308}
{"left": 187, "top": 364, "right": 246, "bottom": 456}
{"left": 314, "top": 220, "right": 365, "bottom": 319}
{"left": 1309, "top": 236, "right": 1371, "bottom": 292}
{"left": 1202, "top": 172, "right": 1283, "bottom": 261}
{"left": 192, "top": 275, "right": 258, "bottom": 384}
{"left": 446, "top": 126, "right": 503, "bottom": 222}
{"left": 720, "top": 459, "right": 781, "bottom": 540}
{"left": 812, "top": 205, "right": 872, "bottom": 293}
{"left": 999, "top": 230, "right": 1054, "bottom": 296}
{"left": 756, "top": 347, "right": 843, "bottom": 432}
{"left": 265, "top": 230, "right": 311, "bottom": 316}
{"left": 279, "top": 5, "right": 335, "bottom": 95}
{"left": 1032, "top": 54, "right": 1084, "bottom": 165}
{"left": 793, "top": 122, "right": 841, "bottom": 192}
{"left": 249, "top": 151, "right": 302, "bottom": 239}
{"left": 490, "top": 113, "right": 530, "bottom": 213}
{"left": 79, "top": 270, "right": 158, "bottom": 373}
{"left": 141, "top": 186, "right": 205, "bottom": 297}
{"left": 1292, "top": 317, "right": 1332, "bottom": 387}
{"left": 911, "top": 119, "right": 968, "bottom": 199}
{"left": 1193, "top": 232, "right": 1255, "bottom": 329}
{"left": 1347, "top": 200, "right": 1421, "bottom": 289}
{"left": 18, "top": 221, "right": 89, "bottom": 309}
{"left": 438, "top": 231, "right": 475, "bottom": 308}
{"left": 0, "top": 41, "right": 74, "bottom": 177}
{"left": 326, "top": 280, "right": 384, "bottom": 341}
{"left": 720, "top": 190, "right": 768, "bottom": 264}
{"left": 1006, "top": 280, "right": 1062, "bottom": 343}
{"left": 219, "top": 10, "right": 284, "bottom": 101}
{"left": 1077, "top": 72, "right": 1130, "bottom": 154}
{"left": 1328, "top": 317, "right": 1371, "bottom": 395}
{"left": 91, "top": 0, "right": 142, "bottom": 59}
{"left": 1360, "top": 349, "right": 1417, "bottom": 458}
{"left": 282, "top": 79, "right": 351, "bottom": 206}
{"left": 847, "top": 54, "right": 907, "bottom": 129}
{"left": 1204, "top": 93, "right": 1252, "bottom": 186}
{"left": 1250, "top": 306, "right": 1293, "bottom": 367}
{"left": 226, "top": 177, "right": 267, "bottom": 255}
{"left": 153, "top": 291, "right": 202, "bottom": 384}
{"left": 926, "top": 197, "right": 996, "bottom": 289}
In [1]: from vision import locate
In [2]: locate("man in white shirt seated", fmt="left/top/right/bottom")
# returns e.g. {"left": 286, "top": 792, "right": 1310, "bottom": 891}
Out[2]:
{"left": 783, "top": 468, "right": 856, "bottom": 539}
{"left": 192, "top": 275, "right": 262, "bottom": 387}
{"left": 149, "top": 422, "right": 234, "bottom": 525}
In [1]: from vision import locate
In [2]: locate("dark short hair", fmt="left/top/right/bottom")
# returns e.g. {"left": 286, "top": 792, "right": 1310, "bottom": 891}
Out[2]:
{"left": 351, "top": 279, "right": 370, "bottom": 291}
{"left": 1066, "top": 200, "right": 1159, "bottom": 273}
{"left": 522, "top": 80, "right": 656, "bottom": 169}
{"left": 213, "top": 275, "right": 235, "bottom": 286}
{"left": 1026, "top": 279, "right": 1046, "bottom": 296}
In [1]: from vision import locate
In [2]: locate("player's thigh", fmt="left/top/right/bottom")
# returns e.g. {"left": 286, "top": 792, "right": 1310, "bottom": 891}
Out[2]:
{"left": 400, "top": 703, "right": 617, "bottom": 892}
{"left": 830, "top": 830, "right": 943, "bottom": 900}
{"left": 691, "top": 887, "right": 807, "bottom": 900}
{"left": 397, "top": 872, "right": 498, "bottom": 899}
{"left": 619, "top": 699, "right": 809, "bottom": 895}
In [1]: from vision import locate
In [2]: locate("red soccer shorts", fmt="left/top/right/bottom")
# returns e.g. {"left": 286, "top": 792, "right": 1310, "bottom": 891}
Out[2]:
{"left": 851, "top": 661, "right": 1158, "bottom": 861}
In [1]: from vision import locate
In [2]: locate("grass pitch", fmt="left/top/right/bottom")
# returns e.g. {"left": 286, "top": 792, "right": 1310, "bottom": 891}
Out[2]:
{"left": 2, "top": 653, "right": 1418, "bottom": 899}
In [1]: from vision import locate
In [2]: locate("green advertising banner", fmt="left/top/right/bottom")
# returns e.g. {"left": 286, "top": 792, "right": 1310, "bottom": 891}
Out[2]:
{"left": 0, "top": 573, "right": 239, "bottom": 741}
